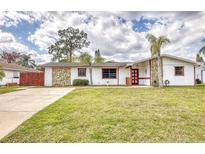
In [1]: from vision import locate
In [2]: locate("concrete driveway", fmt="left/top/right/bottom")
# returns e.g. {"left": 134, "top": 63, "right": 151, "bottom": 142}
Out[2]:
{"left": 0, "top": 87, "right": 74, "bottom": 139}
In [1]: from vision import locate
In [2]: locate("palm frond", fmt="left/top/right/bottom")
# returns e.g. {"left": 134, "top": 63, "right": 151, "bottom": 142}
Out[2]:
{"left": 199, "top": 46, "right": 205, "bottom": 55}
{"left": 146, "top": 34, "right": 157, "bottom": 43}
{"left": 158, "top": 36, "right": 170, "bottom": 47}
{"left": 196, "top": 53, "right": 204, "bottom": 62}
{"left": 79, "top": 52, "right": 92, "bottom": 65}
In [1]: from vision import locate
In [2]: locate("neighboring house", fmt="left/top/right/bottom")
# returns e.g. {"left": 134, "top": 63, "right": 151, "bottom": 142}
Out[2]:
{"left": 0, "top": 60, "right": 40, "bottom": 86}
{"left": 195, "top": 62, "right": 205, "bottom": 83}
{"left": 42, "top": 54, "right": 197, "bottom": 86}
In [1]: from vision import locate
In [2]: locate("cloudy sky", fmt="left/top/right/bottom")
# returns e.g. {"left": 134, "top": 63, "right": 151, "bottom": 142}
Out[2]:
{"left": 0, "top": 11, "right": 205, "bottom": 64}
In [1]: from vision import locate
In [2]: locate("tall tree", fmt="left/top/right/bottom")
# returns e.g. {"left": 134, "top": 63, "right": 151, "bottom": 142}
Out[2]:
{"left": 146, "top": 34, "right": 170, "bottom": 87}
{"left": 0, "top": 51, "right": 21, "bottom": 63}
{"left": 48, "top": 27, "right": 90, "bottom": 63}
{"left": 198, "top": 46, "right": 205, "bottom": 61}
{"left": 196, "top": 53, "right": 204, "bottom": 62}
{"left": 94, "top": 49, "right": 105, "bottom": 63}
{"left": 196, "top": 39, "right": 205, "bottom": 63}
{"left": 199, "top": 46, "right": 205, "bottom": 55}
{"left": 79, "top": 52, "right": 93, "bottom": 85}
{"left": 18, "top": 54, "right": 36, "bottom": 68}
{"left": 0, "top": 66, "right": 5, "bottom": 81}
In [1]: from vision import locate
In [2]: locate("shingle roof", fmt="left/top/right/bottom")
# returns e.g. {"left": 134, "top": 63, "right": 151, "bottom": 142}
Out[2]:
{"left": 92, "top": 62, "right": 128, "bottom": 67}
{"left": 42, "top": 54, "right": 197, "bottom": 68}
{"left": 41, "top": 62, "right": 89, "bottom": 67}
{"left": 0, "top": 61, "right": 41, "bottom": 72}
{"left": 41, "top": 62, "right": 128, "bottom": 68}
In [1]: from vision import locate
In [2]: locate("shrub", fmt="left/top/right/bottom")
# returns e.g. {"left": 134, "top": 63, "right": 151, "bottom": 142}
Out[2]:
{"left": 6, "top": 83, "right": 18, "bottom": 86}
{"left": 73, "top": 79, "right": 89, "bottom": 86}
{"left": 195, "top": 78, "right": 202, "bottom": 84}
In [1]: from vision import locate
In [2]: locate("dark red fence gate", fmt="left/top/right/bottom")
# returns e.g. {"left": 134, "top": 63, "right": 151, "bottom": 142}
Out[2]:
{"left": 20, "top": 72, "right": 44, "bottom": 86}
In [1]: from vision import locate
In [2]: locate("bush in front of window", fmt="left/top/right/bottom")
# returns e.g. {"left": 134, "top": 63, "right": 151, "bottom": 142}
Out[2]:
{"left": 73, "top": 79, "right": 89, "bottom": 86}
{"left": 195, "top": 78, "right": 202, "bottom": 84}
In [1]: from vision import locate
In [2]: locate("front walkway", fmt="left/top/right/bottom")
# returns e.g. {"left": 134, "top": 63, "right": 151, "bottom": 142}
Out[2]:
{"left": 0, "top": 87, "right": 74, "bottom": 139}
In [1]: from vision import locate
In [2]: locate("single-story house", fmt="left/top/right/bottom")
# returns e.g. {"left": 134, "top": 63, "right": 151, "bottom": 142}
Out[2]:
{"left": 0, "top": 60, "right": 41, "bottom": 86}
{"left": 42, "top": 54, "right": 197, "bottom": 86}
{"left": 42, "top": 62, "right": 130, "bottom": 86}
{"left": 195, "top": 62, "right": 205, "bottom": 83}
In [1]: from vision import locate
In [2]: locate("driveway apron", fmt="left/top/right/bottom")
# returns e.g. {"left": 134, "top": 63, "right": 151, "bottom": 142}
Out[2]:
{"left": 0, "top": 87, "right": 74, "bottom": 139}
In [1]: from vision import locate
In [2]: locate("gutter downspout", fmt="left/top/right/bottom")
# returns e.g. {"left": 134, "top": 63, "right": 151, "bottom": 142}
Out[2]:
{"left": 194, "top": 65, "right": 196, "bottom": 85}
{"left": 130, "top": 66, "right": 132, "bottom": 86}
{"left": 89, "top": 65, "right": 93, "bottom": 85}
{"left": 149, "top": 59, "right": 151, "bottom": 86}
{"left": 117, "top": 67, "right": 119, "bottom": 85}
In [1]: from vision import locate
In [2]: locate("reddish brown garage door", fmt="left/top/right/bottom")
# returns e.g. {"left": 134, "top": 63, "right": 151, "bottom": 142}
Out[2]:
{"left": 20, "top": 72, "right": 44, "bottom": 86}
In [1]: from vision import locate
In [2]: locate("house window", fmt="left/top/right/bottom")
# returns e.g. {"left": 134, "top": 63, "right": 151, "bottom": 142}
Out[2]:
{"left": 102, "top": 69, "right": 116, "bottom": 79}
{"left": 13, "top": 71, "right": 19, "bottom": 78}
{"left": 175, "top": 66, "right": 184, "bottom": 76}
{"left": 78, "top": 68, "right": 86, "bottom": 77}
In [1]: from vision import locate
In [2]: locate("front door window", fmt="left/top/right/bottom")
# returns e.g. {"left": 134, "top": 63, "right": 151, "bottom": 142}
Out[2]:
{"left": 132, "top": 69, "right": 139, "bottom": 85}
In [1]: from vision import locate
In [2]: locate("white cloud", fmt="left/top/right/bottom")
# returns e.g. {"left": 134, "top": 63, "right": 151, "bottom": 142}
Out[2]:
{"left": 0, "top": 30, "right": 16, "bottom": 43}
{"left": 28, "top": 12, "right": 89, "bottom": 50}
{"left": 28, "top": 12, "right": 150, "bottom": 62}
{"left": 147, "top": 12, "right": 205, "bottom": 60}
{"left": 0, "top": 31, "right": 51, "bottom": 64}
{"left": 0, "top": 11, "right": 51, "bottom": 27}
{"left": 1, "top": 11, "right": 205, "bottom": 63}
{"left": 0, "top": 31, "right": 28, "bottom": 52}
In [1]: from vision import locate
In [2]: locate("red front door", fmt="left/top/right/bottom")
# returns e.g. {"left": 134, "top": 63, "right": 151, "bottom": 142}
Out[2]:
{"left": 131, "top": 69, "right": 139, "bottom": 85}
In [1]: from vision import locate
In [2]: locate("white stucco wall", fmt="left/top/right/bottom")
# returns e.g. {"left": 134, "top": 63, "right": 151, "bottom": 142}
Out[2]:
{"left": 92, "top": 67, "right": 118, "bottom": 85}
{"left": 196, "top": 65, "right": 205, "bottom": 83}
{"left": 162, "top": 57, "right": 195, "bottom": 85}
{"left": 70, "top": 67, "right": 128, "bottom": 85}
{"left": 119, "top": 67, "right": 130, "bottom": 85}
{"left": 44, "top": 67, "right": 52, "bottom": 86}
{"left": 203, "top": 71, "right": 205, "bottom": 83}
{"left": 0, "top": 70, "right": 20, "bottom": 85}
{"left": 70, "top": 67, "right": 91, "bottom": 84}
{"left": 44, "top": 66, "right": 130, "bottom": 86}
{"left": 71, "top": 67, "right": 129, "bottom": 85}
{"left": 137, "top": 61, "right": 150, "bottom": 86}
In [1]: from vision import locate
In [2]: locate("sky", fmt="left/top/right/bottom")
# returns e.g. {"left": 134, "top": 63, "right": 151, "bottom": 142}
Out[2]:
{"left": 0, "top": 11, "right": 205, "bottom": 64}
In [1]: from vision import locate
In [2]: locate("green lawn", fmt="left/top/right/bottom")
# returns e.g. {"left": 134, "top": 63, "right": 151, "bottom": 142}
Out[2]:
{"left": 0, "top": 86, "right": 21, "bottom": 94}
{"left": 1, "top": 86, "right": 205, "bottom": 143}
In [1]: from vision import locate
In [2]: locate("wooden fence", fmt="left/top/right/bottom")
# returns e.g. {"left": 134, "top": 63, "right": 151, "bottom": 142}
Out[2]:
{"left": 20, "top": 72, "right": 44, "bottom": 86}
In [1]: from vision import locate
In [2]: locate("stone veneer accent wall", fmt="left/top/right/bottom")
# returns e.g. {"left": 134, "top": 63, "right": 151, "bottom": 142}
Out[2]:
{"left": 150, "top": 58, "right": 163, "bottom": 87}
{"left": 52, "top": 67, "right": 71, "bottom": 86}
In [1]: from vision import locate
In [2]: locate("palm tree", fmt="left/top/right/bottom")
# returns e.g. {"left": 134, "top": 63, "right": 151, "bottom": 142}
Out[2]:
{"left": 94, "top": 49, "right": 105, "bottom": 63}
{"left": 146, "top": 34, "right": 170, "bottom": 87}
{"left": 195, "top": 39, "right": 205, "bottom": 63}
{"left": 18, "top": 54, "right": 36, "bottom": 68}
{"left": 79, "top": 52, "right": 93, "bottom": 85}
{"left": 199, "top": 46, "right": 205, "bottom": 55}
{"left": 196, "top": 53, "right": 204, "bottom": 62}
{"left": 0, "top": 66, "right": 5, "bottom": 81}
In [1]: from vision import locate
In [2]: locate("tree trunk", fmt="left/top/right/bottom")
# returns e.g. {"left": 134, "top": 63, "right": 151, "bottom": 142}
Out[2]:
{"left": 89, "top": 67, "right": 93, "bottom": 85}
{"left": 69, "top": 51, "right": 72, "bottom": 63}
{"left": 157, "top": 53, "right": 163, "bottom": 87}
{"left": 67, "top": 49, "right": 72, "bottom": 63}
